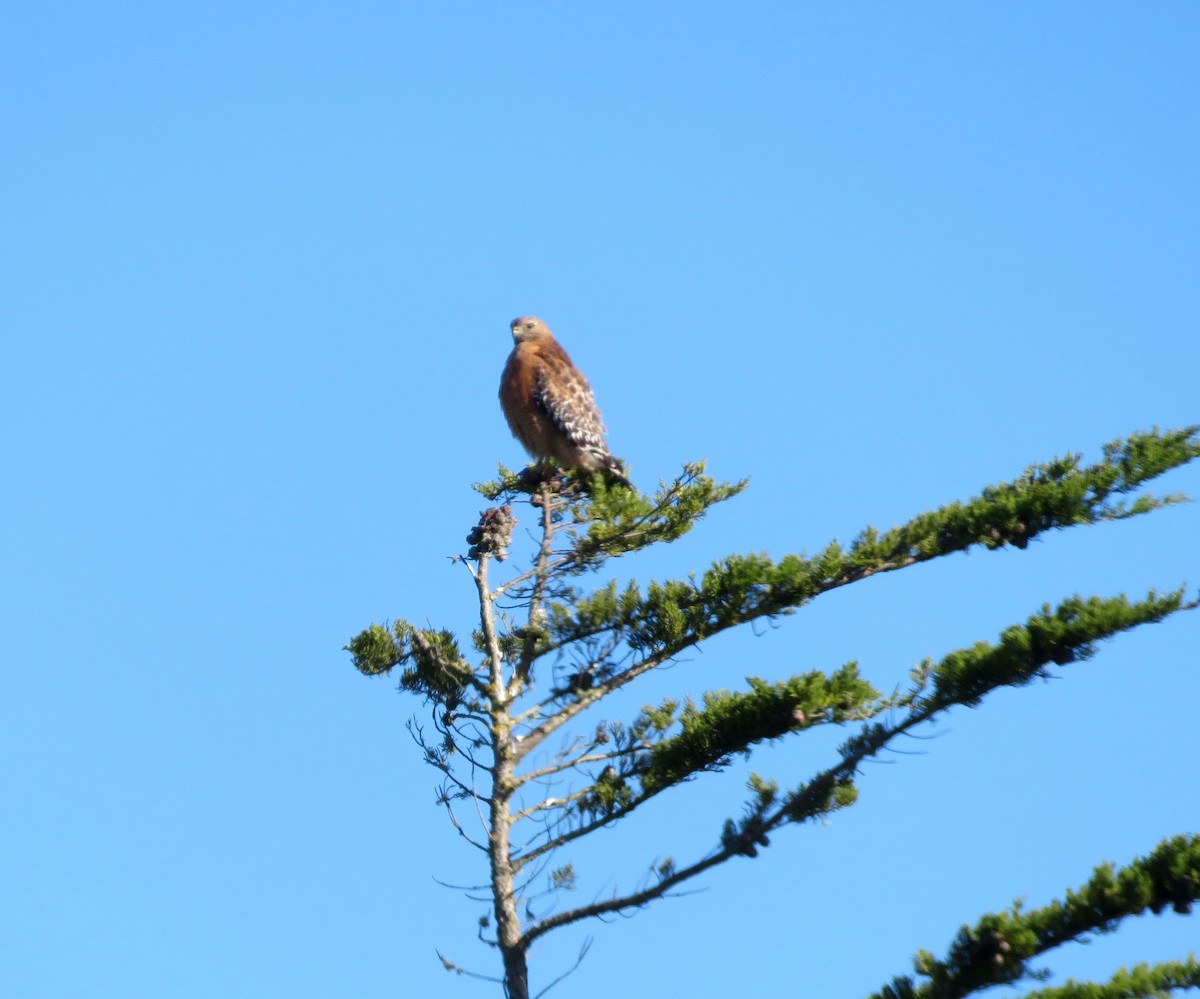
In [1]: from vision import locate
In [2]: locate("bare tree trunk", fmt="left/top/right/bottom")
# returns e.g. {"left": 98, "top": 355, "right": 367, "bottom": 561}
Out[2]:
{"left": 490, "top": 750, "right": 528, "bottom": 999}
{"left": 478, "top": 548, "right": 529, "bottom": 999}
{"left": 501, "top": 943, "right": 529, "bottom": 999}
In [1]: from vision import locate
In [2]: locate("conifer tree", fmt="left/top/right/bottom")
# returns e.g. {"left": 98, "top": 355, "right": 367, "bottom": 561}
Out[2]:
{"left": 347, "top": 427, "right": 1200, "bottom": 999}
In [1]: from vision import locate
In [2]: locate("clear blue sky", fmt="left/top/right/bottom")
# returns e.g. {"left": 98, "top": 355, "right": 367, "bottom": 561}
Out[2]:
{"left": 3, "top": 4, "right": 1198, "bottom": 997}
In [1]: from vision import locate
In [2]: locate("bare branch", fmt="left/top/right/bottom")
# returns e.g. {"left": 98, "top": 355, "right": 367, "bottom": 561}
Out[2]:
{"left": 531, "top": 937, "right": 594, "bottom": 999}
{"left": 436, "top": 950, "right": 504, "bottom": 986}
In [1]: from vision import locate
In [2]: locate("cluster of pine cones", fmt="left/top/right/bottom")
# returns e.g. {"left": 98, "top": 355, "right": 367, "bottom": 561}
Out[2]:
{"left": 466, "top": 505, "right": 515, "bottom": 561}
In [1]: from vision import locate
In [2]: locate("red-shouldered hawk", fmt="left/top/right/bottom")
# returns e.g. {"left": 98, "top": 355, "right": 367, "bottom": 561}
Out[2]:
{"left": 499, "top": 316, "right": 632, "bottom": 489}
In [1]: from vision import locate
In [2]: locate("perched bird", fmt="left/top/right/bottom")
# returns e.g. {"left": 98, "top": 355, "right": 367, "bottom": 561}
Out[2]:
{"left": 499, "top": 316, "right": 632, "bottom": 488}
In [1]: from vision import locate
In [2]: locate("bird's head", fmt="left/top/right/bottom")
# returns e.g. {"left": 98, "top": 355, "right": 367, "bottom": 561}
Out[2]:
{"left": 510, "top": 316, "right": 551, "bottom": 343}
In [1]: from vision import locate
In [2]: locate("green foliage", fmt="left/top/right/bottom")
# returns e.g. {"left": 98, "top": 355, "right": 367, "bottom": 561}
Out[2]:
{"left": 544, "top": 429, "right": 1200, "bottom": 664}
{"left": 478, "top": 460, "right": 747, "bottom": 573}
{"left": 579, "top": 765, "right": 633, "bottom": 818}
{"left": 550, "top": 865, "right": 577, "bottom": 891}
{"left": 868, "top": 425, "right": 1200, "bottom": 557}
{"left": 719, "top": 774, "right": 779, "bottom": 857}
{"left": 347, "top": 428, "right": 1200, "bottom": 997}
{"left": 868, "top": 835, "right": 1200, "bottom": 999}
{"left": 568, "top": 464, "right": 748, "bottom": 568}
{"left": 927, "top": 590, "right": 1193, "bottom": 710}
{"left": 345, "top": 622, "right": 404, "bottom": 676}
{"left": 640, "top": 666, "right": 882, "bottom": 794}
{"left": 344, "top": 619, "right": 474, "bottom": 705}
{"left": 696, "top": 587, "right": 1197, "bottom": 869}
{"left": 473, "top": 463, "right": 525, "bottom": 499}
{"left": 1020, "top": 959, "right": 1200, "bottom": 999}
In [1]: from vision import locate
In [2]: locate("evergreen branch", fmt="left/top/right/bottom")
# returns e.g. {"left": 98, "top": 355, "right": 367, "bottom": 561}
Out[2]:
{"left": 924, "top": 589, "right": 1195, "bottom": 711}
{"left": 1017, "top": 958, "right": 1200, "bottom": 999}
{"left": 563, "top": 463, "right": 747, "bottom": 570}
{"left": 345, "top": 620, "right": 486, "bottom": 701}
{"left": 758, "top": 589, "right": 1195, "bottom": 844}
{"left": 508, "top": 669, "right": 862, "bottom": 869}
{"left": 473, "top": 463, "right": 530, "bottom": 501}
{"left": 638, "top": 666, "right": 884, "bottom": 795}
{"left": 477, "top": 462, "right": 745, "bottom": 577}
{"left": 516, "top": 586, "right": 1196, "bottom": 871}
{"left": 547, "top": 428, "right": 1200, "bottom": 657}
{"left": 522, "top": 589, "right": 1196, "bottom": 941}
{"left": 866, "top": 835, "right": 1200, "bottom": 999}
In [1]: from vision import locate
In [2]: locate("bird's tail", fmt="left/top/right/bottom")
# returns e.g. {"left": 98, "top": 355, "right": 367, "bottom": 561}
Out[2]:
{"left": 602, "top": 455, "right": 634, "bottom": 490}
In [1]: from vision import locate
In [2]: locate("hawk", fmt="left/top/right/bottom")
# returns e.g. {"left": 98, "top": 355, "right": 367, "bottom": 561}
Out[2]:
{"left": 499, "top": 316, "right": 632, "bottom": 489}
